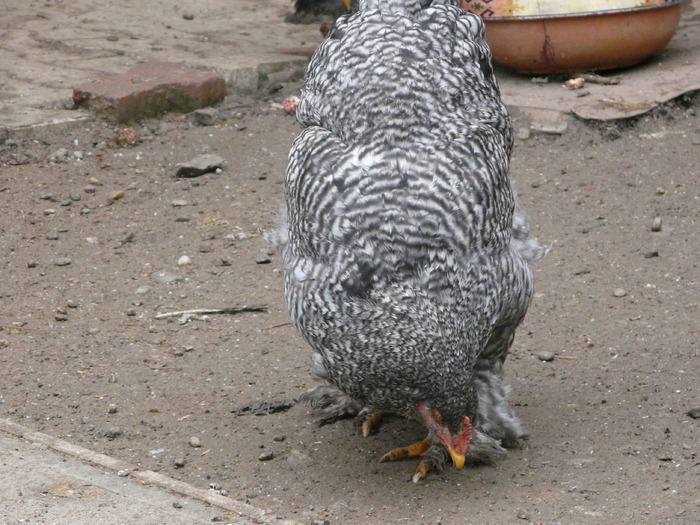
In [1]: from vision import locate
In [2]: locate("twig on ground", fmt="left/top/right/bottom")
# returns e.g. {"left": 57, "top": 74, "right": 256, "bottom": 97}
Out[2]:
{"left": 155, "top": 304, "right": 268, "bottom": 320}
{"left": 578, "top": 73, "right": 622, "bottom": 85}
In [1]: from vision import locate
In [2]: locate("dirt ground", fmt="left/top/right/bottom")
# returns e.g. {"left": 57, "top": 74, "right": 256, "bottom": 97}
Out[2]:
{"left": 1, "top": 75, "right": 699, "bottom": 524}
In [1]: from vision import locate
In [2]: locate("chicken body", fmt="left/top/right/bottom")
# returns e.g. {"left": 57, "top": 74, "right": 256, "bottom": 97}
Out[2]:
{"left": 274, "top": 0, "right": 547, "bottom": 476}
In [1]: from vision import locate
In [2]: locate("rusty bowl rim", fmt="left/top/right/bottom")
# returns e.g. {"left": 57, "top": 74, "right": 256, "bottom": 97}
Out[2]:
{"left": 481, "top": 0, "right": 686, "bottom": 21}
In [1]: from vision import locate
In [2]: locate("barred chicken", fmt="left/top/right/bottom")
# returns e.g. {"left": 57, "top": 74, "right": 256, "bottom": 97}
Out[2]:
{"left": 272, "top": 0, "right": 548, "bottom": 482}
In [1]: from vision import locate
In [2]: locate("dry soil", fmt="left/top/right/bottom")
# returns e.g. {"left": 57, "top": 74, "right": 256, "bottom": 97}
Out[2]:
{"left": 1, "top": 86, "right": 698, "bottom": 524}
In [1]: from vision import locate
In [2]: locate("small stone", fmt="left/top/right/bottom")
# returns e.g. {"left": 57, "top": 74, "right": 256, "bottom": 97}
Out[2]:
{"left": 686, "top": 408, "right": 700, "bottom": 419}
{"left": 174, "top": 457, "right": 186, "bottom": 468}
{"left": 107, "top": 404, "right": 118, "bottom": 414}
{"left": 97, "top": 428, "right": 123, "bottom": 439}
{"left": 613, "top": 288, "right": 627, "bottom": 297}
{"left": 535, "top": 351, "right": 554, "bottom": 362}
{"left": 255, "top": 257, "right": 271, "bottom": 265}
{"left": 88, "top": 177, "right": 103, "bottom": 186}
{"left": 70, "top": 193, "right": 82, "bottom": 202}
{"left": 44, "top": 208, "right": 56, "bottom": 215}
{"left": 45, "top": 232, "right": 59, "bottom": 240}
{"left": 117, "top": 469, "right": 131, "bottom": 477}
{"left": 175, "top": 154, "right": 223, "bottom": 178}
{"left": 67, "top": 300, "right": 79, "bottom": 308}
{"left": 194, "top": 108, "right": 219, "bottom": 126}
{"left": 135, "top": 285, "right": 150, "bottom": 295}
{"left": 60, "top": 200, "right": 72, "bottom": 207}
{"left": 106, "top": 35, "right": 119, "bottom": 42}
{"left": 516, "top": 127, "right": 531, "bottom": 140}
{"left": 151, "top": 270, "right": 182, "bottom": 285}
{"left": 272, "top": 435, "right": 286, "bottom": 442}
{"left": 656, "top": 187, "right": 666, "bottom": 195}
{"left": 183, "top": 12, "right": 194, "bottom": 20}
{"left": 48, "top": 148, "right": 69, "bottom": 163}
{"left": 258, "top": 451, "right": 275, "bottom": 461}
{"left": 516, "top": 511, "right": 530, "bottom": 520}
{"left": 178, "top": 255, "right": 192, "bottom": 266}
{"left": 54, "top": 312, "right": 69, "bottom": 322}
{"left": 643, "top": 251, "right": 659, "bottom": 259}
{"left": 74, "top": 150, "right": 84, "bottom": 160}
{"left": 86, "top": 237, "right": 98, "bottom": 244}
{"left": 109, "top": 190, "right": 125, "bottom": 201}
{"left": 172, "top": 501, "right": 183, "bottom": 509}
{"left": 40, "top": 194, "right": 54, "bottom": 201}
{"left": 662, "top": 484, "right": 670, "bottom": 491}
{"left": 54, "top": 258, "right": 72, "bottom": 266}
{"left": 27, "top": 261, "right": 38, "bottom": 268}
{"left": 84, "top": 185, "right": 96, "bottom": 194}
{"left": 171, "top": 199, "right": 188, "bottom": 207}
{"left": 80, "top": 208, "right": 91, "bottom": 215}
{"left": 188, "top": 436, "right": 202, "bottom": 448}
{"left": 651, "top": 217, "right": 662, "bottom": 232}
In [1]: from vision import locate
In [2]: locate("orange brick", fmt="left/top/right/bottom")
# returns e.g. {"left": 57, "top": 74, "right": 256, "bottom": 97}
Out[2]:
{"left": 73, "top": 62, "right": 226, "bottom": 123}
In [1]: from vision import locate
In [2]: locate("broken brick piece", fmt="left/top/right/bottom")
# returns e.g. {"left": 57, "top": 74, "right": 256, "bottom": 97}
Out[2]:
{"left": 73, "top": 62, "right": 226, "bottom": 123}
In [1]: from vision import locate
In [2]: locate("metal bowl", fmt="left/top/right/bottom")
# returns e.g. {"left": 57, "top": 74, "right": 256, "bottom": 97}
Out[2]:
{"left": 462, "top": 0, "right": 686, "bottom": 74}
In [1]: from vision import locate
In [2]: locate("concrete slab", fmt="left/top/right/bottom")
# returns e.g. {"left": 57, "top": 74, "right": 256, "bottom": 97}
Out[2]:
{"left": 0, "top": 418, "right": 303, "bottom": 525}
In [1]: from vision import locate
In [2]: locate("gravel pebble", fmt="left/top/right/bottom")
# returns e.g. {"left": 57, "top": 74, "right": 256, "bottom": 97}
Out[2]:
{"left": 67, "top": 300, "right": 79, "bottom": 308}
{"left": 178, "top": 255, "right": 192, "bottom": 266}
{"left": 651, "top": 217, "right": 662, "bottom": 232}
{"left": 517, "top": 127, "right": 531, "bottom": 140}
{"left": 48, "top": 148, "right": 69, "bottom": 163}
{"left": 117, "top": 469, "right": 131, "bottom": 477}
{"left": 258, "top": 451, "right": 275, "bottom": 461}
{"left": 54, "top": 257, "right": 72, "bottom": 266}
{"left": 174, "top": 457, "right": 186, "bottom": 468}
{"left": 686, "top": 408, "right": 700, "bottom": 419}
{"left": 188, "top": 436, "right": 202, "bottom": 448}
{"left": 45, "top": 232, "right": 59, "bottom": 240}
{"left": 536, "top": 351, "right": 555, "bottom": 362}
{"left": 171, "top": 199, "right": 188, "bottom": 207}
{"left": 194, "top": 108, "right": 219, "bottom": 126}
{"left": 84, "top": 185, "right": 96, "bottom": 194}
{"left": 613, "top": 288, "right": 627, "bottom": 297}
{"left": 151, "top": 270, "right": 182, "bottom": 285}
{"left": 107, "top": 404, "right": 118, "bottom": 414}
{"left": 175, "top": 154, "right": 223, "bottom": 178}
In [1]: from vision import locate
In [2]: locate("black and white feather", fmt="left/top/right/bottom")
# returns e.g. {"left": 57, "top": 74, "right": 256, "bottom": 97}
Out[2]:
{"left": 273, "top": 0, "right": 547, "bottom": 463}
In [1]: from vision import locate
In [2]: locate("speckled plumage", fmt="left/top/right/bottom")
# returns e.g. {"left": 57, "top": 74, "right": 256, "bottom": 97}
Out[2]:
{"left": 273, "top": 0, "right": 547, "bottom": 464}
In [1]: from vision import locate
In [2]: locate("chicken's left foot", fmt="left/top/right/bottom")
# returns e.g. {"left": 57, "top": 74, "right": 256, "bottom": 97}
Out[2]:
{"left": 379, "top": 438, "right": 446, "bottom": 482}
